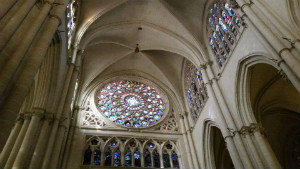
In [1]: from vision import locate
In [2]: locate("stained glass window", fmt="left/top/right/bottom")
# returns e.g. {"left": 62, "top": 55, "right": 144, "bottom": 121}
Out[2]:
{"left": 207, "top": 0, "right": 243, "bottom": 67}
{"left": 134, "top": 151, "right": 141, "bottom": 167}
{"left": 144, "top": 150, "right": 152, "bottom": 167}
{"left": 153, "top": 150, "right": 161, "bottom": 168}
{"left": 83, "top": 147, "right": 92, "bottom": 165}
{"left": 184, "top": 61, "right": 208, "bottom": 121}
{"left": 163, "top": 152, "right": 171, "bottom": 168}
{"left": 125, "top": 149, "right": 132, "bottom": 166}
{"left": 83, "top": 136, "right": 180, "bottom": 168}
{"left": 97, "top": 80, "right": 167, "bottom": 128}
{"left": 105, "top": 149, "right": 112, "bottom": 166}
{"left": 94, "top": 148, "right": 101, "bottom": 165}
{"left": 114, "top": 150, "right": 121, "bottom": 166}
{"left": 67, "top": 0, "right": 78, "bottom": 49}
{"left": 172, "top": 152, "right": 180, "bottom": 168}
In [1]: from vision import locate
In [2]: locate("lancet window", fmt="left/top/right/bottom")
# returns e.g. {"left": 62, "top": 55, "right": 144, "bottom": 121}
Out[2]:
{"left": 67, "top": 0, "right": 78, "bottom": 49}
{"left": 207, "top": 0, "right": 243, "bottom": 67}
{"left": 83, "top": 136, "right": 180, "bottom": 168}
{"left": 184, "top": 61, "right": 208, "bottom": 121}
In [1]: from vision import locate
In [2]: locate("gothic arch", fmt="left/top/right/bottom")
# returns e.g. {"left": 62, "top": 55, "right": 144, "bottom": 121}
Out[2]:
{"left": 202, "top": 120, "right": 234, "bottom": 169}
{"left": 78, "top": 70, "right": 185, "bottom": 129}
{"left": 235, "top": 54, "right": 280, "bottom": 125}
{"left": 236, "top": 54, "right": 300, "bottom": 168}
{"left": 287, "top": 0, "right": 300, "bottom": 32}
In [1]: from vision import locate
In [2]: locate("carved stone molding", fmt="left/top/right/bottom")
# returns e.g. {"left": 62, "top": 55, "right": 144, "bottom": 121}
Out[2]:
{"left": 249, "top": 123, "right": 265, "bottom": 136}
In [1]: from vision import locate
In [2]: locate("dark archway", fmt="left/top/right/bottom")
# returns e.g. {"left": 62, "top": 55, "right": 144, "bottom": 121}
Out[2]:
{"left": 211, "top": 126, "right": 235, "bottom": 169}
{"left": 248, "top": 63, "right": 300, "bottom": 169}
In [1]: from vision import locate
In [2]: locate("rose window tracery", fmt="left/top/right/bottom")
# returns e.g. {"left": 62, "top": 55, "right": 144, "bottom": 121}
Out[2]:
{"left": 97, "top": 80, "right": 167, "bottom": 128}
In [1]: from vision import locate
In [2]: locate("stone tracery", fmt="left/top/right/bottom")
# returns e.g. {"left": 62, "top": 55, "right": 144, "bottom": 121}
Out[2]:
{"left": 82, "top": 136, "right": 180, "bottom": 168}
{"left": 184, "top": 61, "right": 208, "bottom": 122}
{"left": 96, "top": 80, "right": 168, "bottom": 128}
{"left": 207, "top": 0, "right": 243, "bottom": 67}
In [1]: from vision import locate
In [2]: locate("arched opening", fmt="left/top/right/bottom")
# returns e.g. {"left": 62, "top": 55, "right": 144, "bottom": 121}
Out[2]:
{"left": 211, "top": 126, "right": 235, "bottom": 169}
{"left": 248, "top": 63, "right": 300, "bottom": 169}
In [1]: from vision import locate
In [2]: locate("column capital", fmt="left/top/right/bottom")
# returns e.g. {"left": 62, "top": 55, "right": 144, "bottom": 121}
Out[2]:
{"left": 239, "top": 126, "right": 251, "bottom": 137}
{"left": 249, "top": 123, "right": 265, "bottom": 135}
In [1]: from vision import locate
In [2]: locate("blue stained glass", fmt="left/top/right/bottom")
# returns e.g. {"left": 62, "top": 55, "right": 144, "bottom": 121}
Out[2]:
{"left": 134, "top": 151, "right": 141, "bottom": 167}
{"left": 142, "top": 121, "right": 148, "bottom": 127}
{"left": 116, "top": 119, "right": 124, "bottom": 124}
{"left": 133, "top": 122, "right": 140, "bottom": 127}
{"left": 153, "top": 151, "right": 160, "bottom": 168}
{"left": 213, "top": 31, "right": 218, "bottom": 41}
{"left": 209, "top": 17, "right": 214, "bottom": 27}
{"left": 134, "top": 151, "right": 140, "bottom": 159}
{"left": 216, "top": 25, "right": 224, "bottom": 41}
{"left": 114, "top": 151, "right": 121, "bottom": 166}
{"left": 94, "top": 149, "right": 101, "bottom": 165}
{"left": 219, "top": 18, "right": 228, "bottom": 32}
{"left": 158, "top": 110, "right": 163, "bottom": 115}
{"left": 124, "top": 95, "right": 141, "bottom": 107}
{"left": 225, "top": 3, "right": 234, "bottom": 17}
{"left": 149, "top": 119, "right": 154, "bottom": 124}
{"left": 125, "top": 122, "right": 132, "bottom": 127}
{"left": 163, "top": 153, "right": 171, "bottom": 168}
{"left": 109, "top": 116, "right": 116, "bottom": 121}
{"left": 111, "top": 142, "right": 117, "bottom": 147}
{"left": 104, "top": 150, "right": 112, "bottom": 166}
{"left": 148, "top": 143, "right": 155, "bottom": 149}
{"left": 187, "top": 89, "right": 193, "bottom": 106}
{"left": 125, "top": 150, "right": 132, "bottom": 166}
{"left": 172, "top": 153, "right": 180, "bottom": 168}
{"left": 154, "top": 115, "right": 160, "bottom": 120}
{"left": 144, "top": 151, "right": 151, "bottom": 167}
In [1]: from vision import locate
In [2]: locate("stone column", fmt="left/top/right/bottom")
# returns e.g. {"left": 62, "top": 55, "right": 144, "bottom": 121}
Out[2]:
{"left": 100, "top": 151, "right": 105, "bottom": 166}
{"left": 28, "top": 115, "right": 52, "bottom": 169}
{"left": 48, "top": 122, "right": 68, "bottom": 169}
{"left": 45, "top": 50, "right": 82, "bottom": 169}
{"left": 178, "top": 116, "right": 194, "bottom": 169}
{"left": 251, "top": 124, "right": 282, "bottom": 169}
{"left": 12, "top": 113, "right": 42, "bottom": 169}
{"left": 236, "top": 0, "right": 300, "bottom": 79}
{"left": 0, "top": 0, "right": 56, "bottom": 96}
{"left": 240, "top": 127, "right": 265, "bottom": 168}
{"left": 4, "top": 116, "right": 30, "bottom": 169}
{"left": 0, "top": 118, "right": 22, "bottom": 168}
{"left": 0, "top": 0, "right": 17, "bottom": 19}
{"left": 0, "top": 0, "right": 36, "bottom": 51}
{"left": 182, "top": 113, "right": 200, "bottom": 169}
{"left": 141, "top": 152, "right": 144, "bottom": 167}
{"left": 61, "top": 107, "right": 80, "bottom": 168}
{"left": 121, "top": 151, "right": 125, "bottom": 166}
{"left": 150, "top": 152, "right": 154, "bottom": 167}
{"left": 251, "top": 0, "right": 300, "bottom": 53}
{"left": 240, "top": 12, "right": 300, "bottom": 93}
{"left": 158, "top": 151, "right": 163, "bottom": 168}
{"left": 0, "top": 0, "right": 68, "bottom": 150}
{"left": 169, "top": 153, "right": 174, "bottom": 168}
{"left": 200, "top": 67, "right": 245, "bottom": 169}
{"left": 41, "top": 49, "right": 81, "bottom": 169}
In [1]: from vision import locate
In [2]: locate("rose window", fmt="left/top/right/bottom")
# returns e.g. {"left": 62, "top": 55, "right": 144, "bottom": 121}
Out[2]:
{"left": 97, "top": 80, "right": 167, "bottom": 128}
